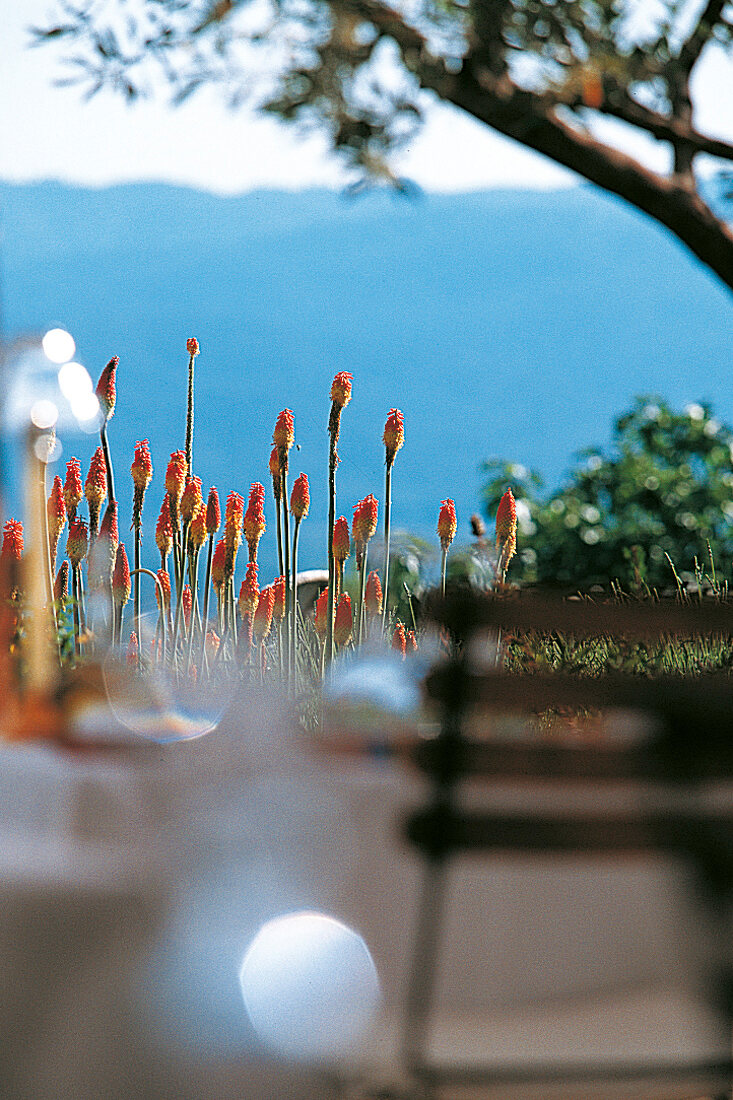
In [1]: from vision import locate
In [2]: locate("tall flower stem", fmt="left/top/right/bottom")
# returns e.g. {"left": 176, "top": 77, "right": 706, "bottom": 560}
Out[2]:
{"left": 275, "top": 489, "right": 284, "bottom": 578}
{"left": 357, "top": 547, "right": 368, "bottom": 647}
{"left": 133, "top": 521, "right": 141, "bottom": 669}
{"left": 100, "top": 423, "right": 116, "bottom": 504}
{"left": 199, "top": 534, "right": 215, "bottom": 678}
{"left": 71, "top": 565, "right": 80, "bottom": 656}
{"left": 291, "top": 515, "right": 301, "bottom": 692}
{"left": 441, "top": 547, "right": 448, "bottom": 597}
{"left": 327, "top": 428, "right": 337, "bottom": 665}
{"left": 280, "top": 458, "right": 290, "bottom": 682}
{"left": 382, "top": 463, "right": 393, "bottom": 633}
{"left": 185, "top": 350, "right": 196, "bottom": 475}
{"left": 129, "top": 568, "right": 167, "bottom": 665}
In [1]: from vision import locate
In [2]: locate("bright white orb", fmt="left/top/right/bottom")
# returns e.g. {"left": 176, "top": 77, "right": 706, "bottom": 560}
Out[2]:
{"left": 42, "top": 328, "right": 76, "bottom": 365}
{"left": 58, "top": 361, "right": 93, "bottom": 401}
{"left": 239, "top": 911, "right": 381, "bottom": 1062}
{"left": 70, "top": 391, "right": 101, "bottom": 429}
{"left": 30, "top": 399, "right": 58, "bottom": 429}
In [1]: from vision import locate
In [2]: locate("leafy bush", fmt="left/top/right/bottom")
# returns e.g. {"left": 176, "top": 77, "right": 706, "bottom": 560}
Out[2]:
{"left": 482, "top": 397, "right": 733, "bottom": 590}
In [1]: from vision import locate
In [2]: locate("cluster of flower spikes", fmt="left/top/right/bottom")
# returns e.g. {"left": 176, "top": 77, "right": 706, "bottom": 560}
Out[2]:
{"left": 244, "top": 483, "right": 266, "bottom": 561}
{"left": 437, "top": 499, "right": 457, "bottom": 550}
{"left": 64, "top": 459, "right": 83, "bottom": 524}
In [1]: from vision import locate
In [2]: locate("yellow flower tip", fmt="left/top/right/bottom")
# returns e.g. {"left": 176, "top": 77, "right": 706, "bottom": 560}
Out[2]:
{"left": 383, "top": 408, "right": 404, "bottom": 466}
{"left": 290, "top": 473, "right": 310, "bottom": 520}
{"left": 189, "top": 504, "right": 208, "bottom": 552}
{"left": 165, "top": 451, "right": 188, "bottom": 504}
{"left": 365, "top": 571, "right": 383, "bottom": 617}
{"left": 181, "top": 476, "right": 203, "bottom": 523}
{"left": 273, "top": 409, "right": 295, "bottom": 453}
{"left": 334, "top": 593, "right": 353, "bottom": 647}
{"left": 437, "top": 499, "right": 457, "bottom": 550}
{"left": 330, "top": 371, "right": 353, "bottom": 409}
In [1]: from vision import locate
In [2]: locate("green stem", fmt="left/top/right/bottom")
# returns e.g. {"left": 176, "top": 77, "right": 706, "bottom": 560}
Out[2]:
{"left": 199, "top": 535, "right": 215, "bottom": 679}
{"left": 275, "top": 487, "right": 285, "bottom": 579}
{"left": 382, "top": 463, "right": 392, "bottom": 633}
{"left": 100, "top": 422, "right": 116, "bottom": 503}
{"left": 357, "top": 545, "right": 368, "bottom": 647}
{"left": 326, "top": 427, "right": 337, "bottom": 665}
{"left": 71, "top": 565, "right": 80, "bottom": 657}
{"left": 291, "top": 515, "right": 301, "bottom": 694}
{"left": 134, "top": 521, "right": 141, "bottom": 670}
{"left": 185, "top": 353, "right": 195, "bottom": 476}
{"left": 280, "top": 457, "right": 290, "bottom": 683}
{"left": 441, "top": 547, "right": 448, "bottom": 598}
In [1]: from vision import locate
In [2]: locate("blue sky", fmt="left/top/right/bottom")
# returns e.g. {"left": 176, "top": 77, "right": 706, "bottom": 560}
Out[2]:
{"left": 3, "top": 0, "right": 732, "bottom": 194}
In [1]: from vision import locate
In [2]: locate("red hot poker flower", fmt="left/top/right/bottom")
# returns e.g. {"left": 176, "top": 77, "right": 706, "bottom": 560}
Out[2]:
{"left": 189, "top": 505, "right": 207, "bottom": 553}
{"left": 334, "top": 594, "right": 353, "bottom": 647}
{"left": 112, "top": 544, "right": 131, "bottom": 607}
{"left": 383, "top": 408, "right": 405, "bottom": 467}
{"left": 224, "top": 491, "right": 244, "bottom": 576}
{"left": 211, "top": 539, "right": 226, "bottom": 591}
{"left": 273, "top": 409, "right": 295, "bottom": 454}
{"left": 330, "top": 371, "right": 353, "bottom": 409}
{"left": 253, "top": 584, "right": 275, "bottom": 639}
{"left": 496, "top": 488, "right": 518, "bottom": 571}
{"left": 54, "top": 560, "right": 69, "bottom": 603}
{"left": 314, "top": 587, "right": 329, "bottom": 640}
{"left": 1, "top": 520, "right": 23, "bottom": 561}
{"left": 365, "top": 571, "right": 383, "bottom": 618}
{"left": 187, "top": 337, "right": 200, "bottom": 357}
{"left": 131, "top": 439, "right": 153, "bottom": 492}
{"left": 406, "top": 629, "right": 418, "bottom": 654}
{"left": 244, "top": 483, "right": 266, "bottom": 560}
{"left": 437, "top": 499, "right": 457, "bottom": 550}
{"left": 290, "top": 473, "right": 310, "bottom": 520}
{"left": 165, "top": 451, "right": 188, "bottom": 521}
{"left": 96, "top": 356, "right": 119, "bottom": 421}
{"left": 156, "top": 496, "right": 174, "bottom": 559}
{"left": 181, "top": 476, "right": 203, "bottom": 524}
{"left": 206, "top": 487, "right": 221, "bottom": 535}
{"left": 273, "top": 575, "right": 286, "bottom": 620}
{"left": 47, "top": 475, "right": 67, "bottom": 546}
{"left": 66, "top": 518, "right": 88, "bottom": 567}
{"left": 332, "top": 516, "right": 350, "bottom": 563}
{"left": 352, "top": 495, "right": 378, "bottom": 546}
{"left": 156, "top": 569, "right": 171, "bottom": 611}
{"left": 392, "top": 622, "right": 407, "bottom": 658}
{"left": 182, "top": 585, "right": 193, "bottom": 629}
{"left": 64, "top": 458, "right": 83, "bottom": 524}
{"left": 85, "top": 447, "right": 107, "bottom": 537}
{"left": 238, "top": 562, "right": 260, "bottom": 619}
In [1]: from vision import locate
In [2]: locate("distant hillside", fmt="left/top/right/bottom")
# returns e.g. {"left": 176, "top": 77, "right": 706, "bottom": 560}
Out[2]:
{"left": 1, "top": 181, "right": 731, "bottom": 577}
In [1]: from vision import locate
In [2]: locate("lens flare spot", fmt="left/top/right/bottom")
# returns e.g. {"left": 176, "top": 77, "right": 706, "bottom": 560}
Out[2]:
{"left": 30, "top": 399, "right": 58, "bottom": 429}
{"left": 239, "top": 911, "right": 381, "bottom": 1061}
{"left": 42, "top": 328, "right": 75, "bottom": 364}
{"left": 58, "top": 361, "right": 93, "bottom": 401}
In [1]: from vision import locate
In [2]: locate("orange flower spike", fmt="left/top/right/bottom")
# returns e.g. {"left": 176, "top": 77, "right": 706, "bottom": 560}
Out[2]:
{"left": 1, "top": 520, "right": 23, "bottom": 561}
{"left": 364, "top": 571, "right": 383, "bottom": 618}
{"left": 290, "top": 473, "right": 310, "bottom": 520}
{"left": 54, "top": 560, "right": 69, "bottom": 603}
{"left": 273, "top": 409, "right": 295, "bottom": 454}
{"left": 253, "top": 584, "right": 275, "bottom": 640}
{"left": 211, "top": 540, "right": 226, "bottom": 592}
{"left": 155, "top": 497, "right": 174, "bottom": 560}
{"left": 66, "top": 518, "right": 88, "bottom": 567}
{"left": 131, "top": 440, "right": 153, "bottom": 525}
{"left": 64, "top": 458, "right": 83, "bottom": 524}
{"left": 332, "top": 516, "right": 350, "bottom": 564}
{"left": 437, "top": 499, "right": 457, "bottom": 550}
{"left": 496, "top": 488, "right": 518, "bottom": 569}
{"left": 406, "top": 629, "right": 418, "bottom": 654}
{"left": 127, "top": 631, "right": 139, "bottom": 667}
{"left": 392, "top": 622, "right": 407, "bottom": 658}
{"left": 187, "top": 337, "right": 200, "bottom": 358}
{"left": 238, "top": 562, "right": 260, "bottom": 620}
{"left": 330, "top": 371, "right": 353, "bottom": 409}
{"left": 181, "top": 476, "right": 203, "bottom": 524}
{"left": 156, "top": 569, "right": 171, "bottom": 611}
{"left": 206, "top": 487, "right": 221, "bottom": 535}
{"left": 47, "top": 474, "right": 67, "bottom": 547}
{"left": 182, "top": 585, "right": 193, "bottom": 629}
{"left": 383, "top": 408, "right": 404, "bottom": 468}
{"left": 334, "top": 593, "right": 353, "bottom": 647}
{"left": 85, "top": 447, "right": 107, "bottom": 537}
{"left": 273, "top": 575, "right": 286, "bottom": 620}
{"left": 165, "top": 450, "right": 188, "bottom": 523}
{"left": 112, "top": 544, "right": 131, "bottom": 608}
{"left": 314, "top": 587, "right": 329, "bottom": 640}
{"left": 269, "top": 446, "right": 282, "bottom": 502}
{"left": 224, "top": 491, "right": 244, "bottom": 576}
{"left": 189, "top": 505, "right": 208, "bottom": 554}
{"left": 352, "top": 495, "right": 379, "bottom": 546}
{"left": 99, "top": 501, "right": 120, "bottom": 554}
{"left": 95, "top": 355, "right": 118, "bottom": 421}
{"left": 244, "top": 483, "right": 266, "bottom": 560}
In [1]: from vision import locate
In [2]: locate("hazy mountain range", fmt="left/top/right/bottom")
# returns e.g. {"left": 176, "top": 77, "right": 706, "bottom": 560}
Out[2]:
{"left": 1, "top": 180, "right": 731, "bottom": 576}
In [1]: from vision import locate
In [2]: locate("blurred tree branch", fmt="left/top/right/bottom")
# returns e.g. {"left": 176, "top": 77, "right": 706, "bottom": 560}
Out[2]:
{"left": 32, "top": 0, "right": 733, "bottom": 290}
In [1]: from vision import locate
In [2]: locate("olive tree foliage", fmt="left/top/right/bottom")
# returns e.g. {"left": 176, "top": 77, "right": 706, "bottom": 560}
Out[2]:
{"left": 33, "top": 0, "right": 733, "bottom": 289}
{"left": 482, "top": 397, "right": 733, "bottom": 590}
